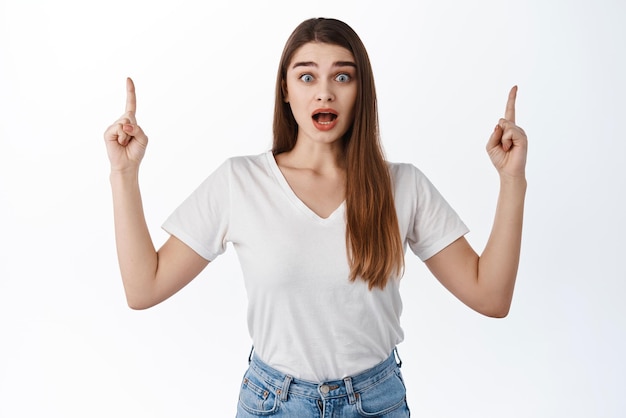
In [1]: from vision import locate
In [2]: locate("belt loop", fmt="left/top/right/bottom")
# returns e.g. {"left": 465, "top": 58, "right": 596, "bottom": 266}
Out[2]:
{"left": 344, "top": 377, "right": 357, "bottom": 405}
{"left": 394, "top": 347, "right": 403, "bottom": 368}
{"left": 279, "top": 375, "right": 292, "bottom": 401}
{"left": 248, "top": 345, "right": 254, "bottom": 364}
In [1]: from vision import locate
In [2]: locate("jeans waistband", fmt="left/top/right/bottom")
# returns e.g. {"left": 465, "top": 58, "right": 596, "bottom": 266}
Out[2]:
{"left": 247, "top": 349, "right": 402, "bottom": 401}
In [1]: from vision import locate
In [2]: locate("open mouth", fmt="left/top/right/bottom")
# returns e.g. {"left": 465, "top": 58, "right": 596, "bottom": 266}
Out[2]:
{"left": 312, "top": 111, "right": 338, "bottom": 125}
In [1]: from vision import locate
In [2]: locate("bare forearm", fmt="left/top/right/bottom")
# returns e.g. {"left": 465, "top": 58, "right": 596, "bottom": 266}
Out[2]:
{"left": 426, "top": 87, "right": 528, "bottom": 317}
{"left": 477, "top": 176, "right": 527, "bottom": 315}
{"left": 110, "top": 170, "right": 158, "bottom": 305}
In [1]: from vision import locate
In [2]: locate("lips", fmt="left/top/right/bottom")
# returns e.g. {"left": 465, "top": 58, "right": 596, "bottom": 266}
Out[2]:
{"left": 312, "top": 108, "right": 339, "bottom": 130}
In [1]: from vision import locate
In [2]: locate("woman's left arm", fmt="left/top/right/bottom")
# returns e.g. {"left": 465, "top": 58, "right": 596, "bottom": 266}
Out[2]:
{"left": 424, "top": 86, "right": 527, "bottom": 318}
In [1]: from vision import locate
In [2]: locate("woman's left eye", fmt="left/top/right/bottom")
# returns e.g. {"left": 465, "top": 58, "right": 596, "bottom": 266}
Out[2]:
{"left": 335, "top": 73, "right": 351, "bottom": 82}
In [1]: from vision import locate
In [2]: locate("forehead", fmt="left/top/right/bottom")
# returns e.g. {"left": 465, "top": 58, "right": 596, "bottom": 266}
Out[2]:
{"left": 288, "top": 42, "right": 355, "bottom": 67}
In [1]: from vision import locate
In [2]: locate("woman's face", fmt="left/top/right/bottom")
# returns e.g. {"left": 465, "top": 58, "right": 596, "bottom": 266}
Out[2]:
{"left": 284, "top": 42, "right": 358, "bottom": 147}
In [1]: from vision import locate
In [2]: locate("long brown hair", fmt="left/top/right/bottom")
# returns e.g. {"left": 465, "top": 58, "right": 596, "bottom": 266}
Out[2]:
{"left": 272, "top": 18, "right": 404, "bottom": 289}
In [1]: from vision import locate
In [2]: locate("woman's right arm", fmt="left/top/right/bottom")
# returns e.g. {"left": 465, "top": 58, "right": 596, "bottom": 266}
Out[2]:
{"left": 104, "top": 78, "right": 208, "bottom": 310}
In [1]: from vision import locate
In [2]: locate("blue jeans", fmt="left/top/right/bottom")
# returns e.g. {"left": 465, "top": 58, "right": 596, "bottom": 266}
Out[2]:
{"left": 236, "top": 349, "right": 410, "bottom": 417}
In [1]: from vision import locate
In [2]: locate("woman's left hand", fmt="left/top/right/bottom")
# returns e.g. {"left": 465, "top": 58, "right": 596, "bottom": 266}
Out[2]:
{"left": 486, "top": 86, "right": 528, "bottom": 179}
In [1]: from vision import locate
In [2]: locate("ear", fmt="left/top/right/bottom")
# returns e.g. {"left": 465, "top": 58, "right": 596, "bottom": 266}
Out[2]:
{"left": 282, "top": 80, "right": 289, "bottom": 103}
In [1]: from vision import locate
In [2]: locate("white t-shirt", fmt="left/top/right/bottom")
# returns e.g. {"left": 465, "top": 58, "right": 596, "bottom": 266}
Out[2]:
{"left": 162, "top": 151, "right": 468, "bottom": 381}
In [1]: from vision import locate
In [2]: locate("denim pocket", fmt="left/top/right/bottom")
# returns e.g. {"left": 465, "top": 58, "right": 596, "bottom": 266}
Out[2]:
{"left": 355, "top": 369, "right": 408, "bottom": 417}
{"left": 238, "top": 368, "right": 280, "bottom": 416}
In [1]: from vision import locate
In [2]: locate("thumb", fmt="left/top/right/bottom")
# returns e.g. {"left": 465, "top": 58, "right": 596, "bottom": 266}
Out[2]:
{"left": 122, "top": 123, "right": 149, "bottom": 146}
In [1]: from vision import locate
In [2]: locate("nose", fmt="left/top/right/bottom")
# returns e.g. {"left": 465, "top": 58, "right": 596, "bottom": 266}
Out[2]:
{"left": 316, "top": 82, "right": 335, "bottom": 102}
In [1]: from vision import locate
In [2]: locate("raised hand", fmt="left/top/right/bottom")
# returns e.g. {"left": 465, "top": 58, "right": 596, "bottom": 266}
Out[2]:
{"left": 486, "top": 86, "right": 528, "bottom": 179}
{"left": 104, "top": 78, "right": 149, "bottom": 172}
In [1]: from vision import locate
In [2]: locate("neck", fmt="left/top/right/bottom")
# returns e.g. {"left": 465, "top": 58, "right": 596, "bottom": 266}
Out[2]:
{"left": 280, "top": 141, "right": 345, "bottom": 173}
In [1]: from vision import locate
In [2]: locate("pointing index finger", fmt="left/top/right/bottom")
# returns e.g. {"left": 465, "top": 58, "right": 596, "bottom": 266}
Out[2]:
{"left": 125, "top": 77, "right": 137, "bottom": 115}
{"left": 505, "top": 85, "right": 517, "bottom": 123}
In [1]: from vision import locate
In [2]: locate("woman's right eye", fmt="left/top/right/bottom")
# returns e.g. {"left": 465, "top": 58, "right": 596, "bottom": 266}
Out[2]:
{"left": 299, "top": 74, "right": 314, "bottom": 83}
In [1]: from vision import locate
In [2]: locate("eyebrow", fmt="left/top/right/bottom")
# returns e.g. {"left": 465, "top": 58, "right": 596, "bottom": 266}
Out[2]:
{"left": 291, "top": 61, "right": 357, "bottom": 69}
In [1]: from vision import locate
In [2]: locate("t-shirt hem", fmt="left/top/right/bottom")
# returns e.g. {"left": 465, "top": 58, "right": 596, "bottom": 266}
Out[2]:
{"left": 161, "top": 221, "right": 219, "bottom": 261}
{"left": 415, "top": 225, "right": 470, "bottom": 261}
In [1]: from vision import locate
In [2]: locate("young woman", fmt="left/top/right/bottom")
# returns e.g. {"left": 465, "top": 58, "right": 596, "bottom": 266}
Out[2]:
{"left": 104, "top": 17, "right": 527, "bottom": 418}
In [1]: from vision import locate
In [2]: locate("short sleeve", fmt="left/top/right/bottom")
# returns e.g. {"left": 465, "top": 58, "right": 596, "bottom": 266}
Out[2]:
{"left": 393, "top": 163, "right": 469, "bottom": 261}
{"left": 161, "top": 159, "right": 232, "bottom": 261}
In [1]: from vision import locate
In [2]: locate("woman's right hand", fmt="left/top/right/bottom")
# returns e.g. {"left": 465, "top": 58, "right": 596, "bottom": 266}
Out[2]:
{"left": 104, "top": 78, "right": 148, "bottom": 173}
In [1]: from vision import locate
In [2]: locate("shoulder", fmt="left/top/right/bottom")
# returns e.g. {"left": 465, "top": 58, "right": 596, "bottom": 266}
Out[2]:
{"left": 386, "top": 160, "right": 418, "bottom": 174}
{"left": 223, "top": 151, "right": 270, "bottom": 167}
{"left": 192, "top": 152, "right": 271, "bottom": 191}
{"left": 212, "top": 151, "right": 273, "bottom": 175}
{"left": 211, "top": 151, "right": 278, "bottom": 190}
{"left": 386, "top": 160, "right": 429, "bottom": 186}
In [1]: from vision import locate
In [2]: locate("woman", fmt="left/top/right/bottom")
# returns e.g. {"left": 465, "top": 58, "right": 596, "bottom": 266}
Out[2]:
{"left": 104, "top": 17, "right": 527, "bottom": 418}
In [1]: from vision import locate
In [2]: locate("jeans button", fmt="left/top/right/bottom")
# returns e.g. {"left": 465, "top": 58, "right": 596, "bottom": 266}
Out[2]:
{"left": 320, "top": 384, "right": 330, "bottom": 394}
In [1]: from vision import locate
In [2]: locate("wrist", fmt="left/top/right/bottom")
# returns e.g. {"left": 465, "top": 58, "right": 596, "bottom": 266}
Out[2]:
{"left": 498, "top": 172, "right": 527, "bottom": 187}
{"left": 498, "top": 174, "right": 527, "bottom": 200}
{"left": 109, "top": 166, "right": 140, "bottom": 183}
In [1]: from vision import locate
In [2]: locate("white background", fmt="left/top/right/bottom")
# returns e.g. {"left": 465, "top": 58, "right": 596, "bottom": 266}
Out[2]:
{"left": 1, "top": 0, "right": 625, "bottom": 416}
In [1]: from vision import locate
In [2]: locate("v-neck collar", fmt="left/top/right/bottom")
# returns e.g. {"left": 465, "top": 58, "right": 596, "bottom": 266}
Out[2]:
{"left": 265, "top": 151, "right": 345, "bottom": 224}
